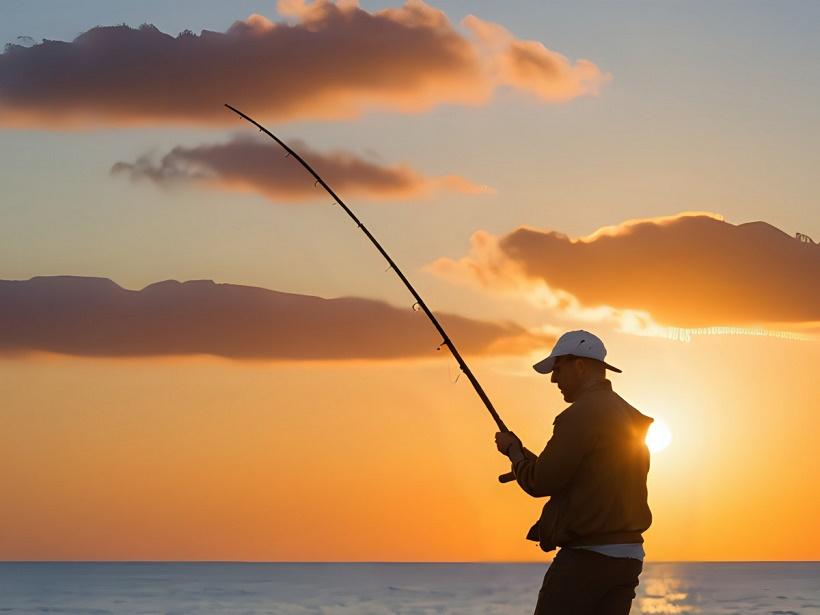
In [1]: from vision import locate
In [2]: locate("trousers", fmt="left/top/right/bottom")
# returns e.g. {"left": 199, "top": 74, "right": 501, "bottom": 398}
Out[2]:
{"left": 533, "top": 547, "right": 643, "bottom": 614}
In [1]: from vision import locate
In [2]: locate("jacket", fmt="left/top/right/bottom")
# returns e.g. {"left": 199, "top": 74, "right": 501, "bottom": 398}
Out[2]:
{"left": 512, "top": 379, "right": 653, "bottom": 552}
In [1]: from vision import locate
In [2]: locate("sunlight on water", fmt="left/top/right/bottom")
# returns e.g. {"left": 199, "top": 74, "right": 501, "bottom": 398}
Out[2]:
{"left": 640, "top": 577, "right": 697, "bottom": 613}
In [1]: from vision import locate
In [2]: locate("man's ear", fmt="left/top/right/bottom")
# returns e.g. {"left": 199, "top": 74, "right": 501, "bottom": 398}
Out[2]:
{"left": 574, "top": 357, "right": 585, "bottom": 374}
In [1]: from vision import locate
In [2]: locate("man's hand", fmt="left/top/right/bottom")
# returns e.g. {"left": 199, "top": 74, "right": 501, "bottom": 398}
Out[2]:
{"left": 495, "top": 431, "right": 523, "bottom": 457}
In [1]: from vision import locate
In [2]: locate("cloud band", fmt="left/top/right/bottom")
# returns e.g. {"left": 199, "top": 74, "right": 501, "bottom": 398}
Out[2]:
{"left": 0, "top": 1, "right": 608, "bottom": 127}
{"left": 0, "top": 276, "right": 549, "bottom": 360}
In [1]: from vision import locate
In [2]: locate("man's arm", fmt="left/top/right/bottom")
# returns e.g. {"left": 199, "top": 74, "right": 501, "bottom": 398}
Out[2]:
{"left": 495, "top": 434, "right": 536, "bottom": 482}
{"left": 508, "top": 446, "right": 535, "bottom": 464}
{"left": 508, "top": 411, "right": 598, "bottom": 497}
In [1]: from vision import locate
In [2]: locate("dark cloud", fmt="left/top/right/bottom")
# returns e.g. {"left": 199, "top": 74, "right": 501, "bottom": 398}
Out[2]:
{"left": 0, "top": 1, "right": 607, "bottom": 127}
{"left": 111, "top": 136, "right": 491, "bottom": 201}
{"left": 428, "top": 213, "right": 820, "bottom": 328}
{"left": 0, "top": 276, "right": 549, "bottom": 360}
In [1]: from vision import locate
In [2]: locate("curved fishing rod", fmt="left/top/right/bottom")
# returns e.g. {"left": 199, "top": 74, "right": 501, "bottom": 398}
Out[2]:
{"left": 225, "top": 104, "right": 517, "bottom": 483}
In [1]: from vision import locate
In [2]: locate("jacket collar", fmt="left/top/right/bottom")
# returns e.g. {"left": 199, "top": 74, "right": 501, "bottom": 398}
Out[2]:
{"left": 575, "top": 378, "right": 612, "bottom": 401}
{"left": 553, "top": 379, "right": 613, "bottom": 423}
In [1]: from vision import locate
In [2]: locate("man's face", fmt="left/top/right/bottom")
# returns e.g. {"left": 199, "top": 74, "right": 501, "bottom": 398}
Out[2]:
{"left": 550, "top": 355, "right": 583, "bottom": 402}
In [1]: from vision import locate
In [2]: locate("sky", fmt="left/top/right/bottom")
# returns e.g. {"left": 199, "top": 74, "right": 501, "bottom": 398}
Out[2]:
{"left": 1, "top": 1, "right": 819, "bottom": 562}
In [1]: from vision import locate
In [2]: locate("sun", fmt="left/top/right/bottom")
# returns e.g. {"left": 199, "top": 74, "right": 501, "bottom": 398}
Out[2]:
{"left": 645, "top": 417, "right": 672, "bottom": 453}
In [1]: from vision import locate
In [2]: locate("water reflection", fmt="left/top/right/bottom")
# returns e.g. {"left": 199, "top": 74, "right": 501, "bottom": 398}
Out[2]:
{"left": 640, "top": 576, "right": 697, "bottom": 613}
{"left": 636, "top": 562, "right": 818, "bottom": 614}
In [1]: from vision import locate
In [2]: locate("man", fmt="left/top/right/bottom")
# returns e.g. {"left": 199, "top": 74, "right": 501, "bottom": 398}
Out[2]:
{"left": 495, "top": 330, "right": 653, "bottom": 615}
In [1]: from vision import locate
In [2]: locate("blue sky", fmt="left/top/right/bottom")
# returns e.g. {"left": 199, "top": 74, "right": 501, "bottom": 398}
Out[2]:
{"left": 1, "top": 1, "right": 818, "bottom": 312}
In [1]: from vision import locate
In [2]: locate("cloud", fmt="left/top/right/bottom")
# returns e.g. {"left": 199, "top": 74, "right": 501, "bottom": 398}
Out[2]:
{"left": 0, "top": 276, "right": 551, "bottom": 360}
{"left": 0, "top": 1, "right": 609, "bottom": 128}
{"left": 462, "top": 15, "right": 610, "bottom": 102}
{"left": 111, "top": 136, "right": 492, "bottom": 201}
{"left": 427, "top": 213, "right": 820, "bottom": 330}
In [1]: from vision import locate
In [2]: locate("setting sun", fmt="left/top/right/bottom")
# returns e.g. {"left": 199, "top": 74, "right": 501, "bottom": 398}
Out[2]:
{"left": 645, "top": 417, "right": 672, "bottom": 453}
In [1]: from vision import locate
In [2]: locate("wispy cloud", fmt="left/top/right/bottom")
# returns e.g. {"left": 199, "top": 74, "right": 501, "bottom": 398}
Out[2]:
{"left": 0, "top": 0, "right": 609, "bottom": 128}
{"left": 0, "top": 276, "right": 551, "bottom": 360}
{"left": 427, "top": 213, "right": 820, "bottom": 333}
{"left": 111, "top": 136, "right": 492, "bottom": 202}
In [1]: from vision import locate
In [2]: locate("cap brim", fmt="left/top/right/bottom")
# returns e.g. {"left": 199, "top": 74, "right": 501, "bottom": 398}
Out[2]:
{"left": 603, "top": 361, "right": 622, "bottom": 373}
{"left": 532, "top": 355, "right": 556, "bottom": 374}
{"left": 533, "top": 356, "right": 623, "bottom": 374}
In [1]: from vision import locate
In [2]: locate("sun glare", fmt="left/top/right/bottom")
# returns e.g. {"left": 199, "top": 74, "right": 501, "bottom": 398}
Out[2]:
{"left": 645, "top": 417, "right": 672, "bottom": 453}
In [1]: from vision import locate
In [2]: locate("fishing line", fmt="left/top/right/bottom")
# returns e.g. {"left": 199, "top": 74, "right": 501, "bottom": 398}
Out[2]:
{"left": 226, "top": 104, "right": 516, "bottom": 483}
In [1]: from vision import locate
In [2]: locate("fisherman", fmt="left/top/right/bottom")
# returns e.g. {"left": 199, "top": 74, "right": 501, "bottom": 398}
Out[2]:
{"left": 495, "top": 330, "right": 653, "bottom": 615}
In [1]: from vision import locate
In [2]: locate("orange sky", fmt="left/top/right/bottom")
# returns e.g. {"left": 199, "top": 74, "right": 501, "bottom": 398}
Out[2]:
{"left": 2, "top": 327, "right": 818, "bottom": 562}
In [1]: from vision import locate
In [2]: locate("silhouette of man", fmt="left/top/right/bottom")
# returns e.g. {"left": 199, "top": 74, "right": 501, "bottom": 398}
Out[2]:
{"left": 495, "top": 330, "right": 653, "bottom": 615}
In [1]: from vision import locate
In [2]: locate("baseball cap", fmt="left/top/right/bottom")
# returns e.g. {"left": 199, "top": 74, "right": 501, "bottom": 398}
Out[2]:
{"left": 533, "top": 330, "right": 622, "bottom": 374}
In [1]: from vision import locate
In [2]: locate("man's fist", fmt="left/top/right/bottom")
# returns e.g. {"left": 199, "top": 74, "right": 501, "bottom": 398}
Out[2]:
{"left": 495, "top": 431, "right": 522, "bottom": 456}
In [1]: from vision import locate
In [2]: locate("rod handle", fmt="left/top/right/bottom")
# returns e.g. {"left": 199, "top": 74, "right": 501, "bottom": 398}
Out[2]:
{"left": 498, "top": 471, "right": 516, "bottom": 483}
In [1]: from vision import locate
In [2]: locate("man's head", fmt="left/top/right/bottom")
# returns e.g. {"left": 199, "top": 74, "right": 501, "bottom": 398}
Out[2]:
{"left": 550, "top": 355, "right": 606, "bottom": 402}
{"left": 532, "top": 330, "right": 620, "bottom": 402}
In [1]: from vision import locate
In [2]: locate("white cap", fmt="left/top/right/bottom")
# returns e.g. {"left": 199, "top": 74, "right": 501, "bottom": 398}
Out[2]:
{"left": 533, "top": 330, "right": 621, "bottom": 374}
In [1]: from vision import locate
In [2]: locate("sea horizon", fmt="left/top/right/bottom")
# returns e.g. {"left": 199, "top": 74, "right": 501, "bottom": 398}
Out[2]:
{"left": 3, "top": 559, "right": 818, "bottom": 563}
{"left": 3, "top": 561, "right": 818, "bottom": 614}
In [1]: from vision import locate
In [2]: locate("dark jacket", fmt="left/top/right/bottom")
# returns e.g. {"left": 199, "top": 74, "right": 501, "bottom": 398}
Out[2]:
{"left": 512, "top": 379, "right": 653, "bottom": 552}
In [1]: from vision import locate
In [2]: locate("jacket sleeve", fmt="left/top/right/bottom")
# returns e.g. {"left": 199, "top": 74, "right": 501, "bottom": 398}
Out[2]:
{"left": 520, "top": 446, "right": 538, "bottom": 461}
{"left": 512, "top": 408, "right": 598, "bottom": 497}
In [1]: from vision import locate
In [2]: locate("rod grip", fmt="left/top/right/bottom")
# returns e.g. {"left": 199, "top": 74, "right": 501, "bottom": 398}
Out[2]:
{"left": 498, "top": 471, "right": 516, "bottom": 483}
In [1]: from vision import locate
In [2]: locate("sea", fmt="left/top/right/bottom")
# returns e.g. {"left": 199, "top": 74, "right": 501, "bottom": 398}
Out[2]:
{"left": 0, "top": 562, "right": 818, "bottom": 614}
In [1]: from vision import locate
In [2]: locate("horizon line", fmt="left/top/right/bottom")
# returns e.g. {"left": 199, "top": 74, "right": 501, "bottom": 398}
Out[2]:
{"left": 2, "top": 559, "right": 818, "bottom": 564}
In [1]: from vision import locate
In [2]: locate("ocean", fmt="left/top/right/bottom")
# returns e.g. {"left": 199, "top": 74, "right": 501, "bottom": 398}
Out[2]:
{"left": 1, "top": 562, "right": 817, "bottom": 614}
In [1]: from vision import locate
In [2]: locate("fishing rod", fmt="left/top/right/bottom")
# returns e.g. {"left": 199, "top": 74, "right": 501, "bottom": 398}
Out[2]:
{"left": 225, "top": 104, "right": 517, "bottom": 484}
